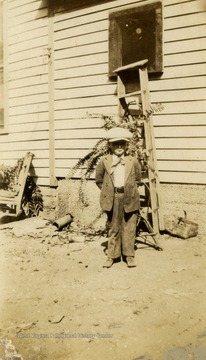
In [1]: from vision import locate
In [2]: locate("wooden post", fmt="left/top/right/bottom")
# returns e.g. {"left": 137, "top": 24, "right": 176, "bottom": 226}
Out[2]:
{"left": 48, "top": 9, "right": 58, "bottom": 187}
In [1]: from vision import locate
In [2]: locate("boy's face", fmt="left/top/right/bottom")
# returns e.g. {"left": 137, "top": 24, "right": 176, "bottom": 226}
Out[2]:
{"left": 109, "top": 140, "right": 128, "bottom": 157}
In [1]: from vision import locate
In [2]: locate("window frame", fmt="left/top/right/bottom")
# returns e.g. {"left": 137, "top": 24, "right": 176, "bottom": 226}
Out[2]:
{"left": 108, "top": 0, "right": 163, "bottom": 78}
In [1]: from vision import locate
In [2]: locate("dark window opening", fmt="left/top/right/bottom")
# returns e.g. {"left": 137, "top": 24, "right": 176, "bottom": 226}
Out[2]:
{"left": 109, "top": 1, "right": 163, "bottom": 77}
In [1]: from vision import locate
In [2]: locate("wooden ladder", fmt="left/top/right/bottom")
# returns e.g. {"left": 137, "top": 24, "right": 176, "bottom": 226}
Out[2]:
{"left": 114, "top": 59, "right": 164, "bottom": 250}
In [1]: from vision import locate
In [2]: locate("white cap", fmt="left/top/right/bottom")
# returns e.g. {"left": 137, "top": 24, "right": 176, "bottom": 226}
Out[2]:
{"left": 106, "top": 127, "right": 133, "bottom": 142}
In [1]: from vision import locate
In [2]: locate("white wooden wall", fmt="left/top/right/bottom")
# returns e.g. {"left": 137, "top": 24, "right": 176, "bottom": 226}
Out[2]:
{"left": 53, "top": 0, "right": 206, "bottom": 184}
{"left": 0, "top": 0, "right": 50, "bottom": 185}
{"left": 0, "top": 0, "right": 205, "bottom": 186}
{"left": 153, "top": 0, "right": 206, "bottom": 183}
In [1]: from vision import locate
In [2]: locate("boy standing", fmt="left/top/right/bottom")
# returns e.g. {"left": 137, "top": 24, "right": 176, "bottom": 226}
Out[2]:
{"left": 95, "top": 127, "right": 142, "bottom": 268}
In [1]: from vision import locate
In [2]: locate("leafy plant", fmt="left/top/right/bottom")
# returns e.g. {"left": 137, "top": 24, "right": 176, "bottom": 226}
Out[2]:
{"left": 67, "top": 112, "right": 149, "bottom": 181}
{"left": 62, "top": 101, "right": 163, "bottom": 233}
{"left": 0, "top": 158, "right": 24, "bottom": 193}
{"left": 22, "top": 176, "right": 44, "bottom": 217}
{"left": 66, "top": 104, "right": 163, "bottom": 213}
{"left": 0, "top": 157, "right": 43, "bottom": 217}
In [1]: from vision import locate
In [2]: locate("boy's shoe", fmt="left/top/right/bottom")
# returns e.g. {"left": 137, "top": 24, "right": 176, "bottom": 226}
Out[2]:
{"left": 103, "top": 257, "right": 114, "bottom": 268}
{"left": 126, "top": 256, "right": 136, "bottom": 268}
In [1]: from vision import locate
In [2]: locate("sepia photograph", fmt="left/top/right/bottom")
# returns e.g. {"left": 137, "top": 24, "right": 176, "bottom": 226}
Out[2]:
{"left": 0, "top": 0, "right": 206, "bottom": 359}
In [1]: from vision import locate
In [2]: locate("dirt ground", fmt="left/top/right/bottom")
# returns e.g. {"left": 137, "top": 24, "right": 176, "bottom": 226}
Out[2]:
{"left": 0, "top": 196, "right": 206, "bottom": 360}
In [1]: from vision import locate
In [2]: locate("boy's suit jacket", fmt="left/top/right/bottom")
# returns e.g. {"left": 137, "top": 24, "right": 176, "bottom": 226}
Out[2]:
{"left": 95, "top": 154, "right": 141, "bottom": 213}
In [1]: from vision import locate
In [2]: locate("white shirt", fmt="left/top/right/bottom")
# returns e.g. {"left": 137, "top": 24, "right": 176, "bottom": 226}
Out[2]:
{"left": 112, "top": 155, "right": 125, "bottom": 187}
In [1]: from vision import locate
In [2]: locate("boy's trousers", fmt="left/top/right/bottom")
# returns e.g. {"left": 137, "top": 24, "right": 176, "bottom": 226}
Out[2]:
{"left": 106, "top": 192, "right": 137, "bottom": 259}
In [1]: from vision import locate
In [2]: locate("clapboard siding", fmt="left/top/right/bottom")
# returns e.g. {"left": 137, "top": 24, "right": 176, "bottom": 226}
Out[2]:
{"left": 0, "top": 149, "right": 49, "bottom": 160}
{"left": 9, "top": 84, "right": 48, "bottom": 98}
{"left": 0, "top": 130, "right": 48, "bottom": 142}
{"left": 54, "top": 42, "right": 108, "bottom": 60}
{"left": 55, "top": 63, "right": 108, "bottom": 80}
{"left": 8, "top": 7, "right": 47, "bottom": 26}
{"left": 9, "top": 47, "right": 48, "bottom": 66}
{"left": 55, "top": 138, "right": 103, "bottom": 149}
{"left": 156, "top": 138, "right": 206, "bottom": 149}
{"left": 52, "top": 2, "right": 129, "bottom": 178}
{"left": 165, "top": 38, "right": 205, "bottom": 55}
{"left": 9, "top": 93, "right": 48, "bottom": 107}
{"left": 160, "top": 63, "right": 206, "bottom": 78}
{"left": 0, "top": 0, "right": 49, "bottom": 186}
{"left": 152, "top": 88, "right": 206, "bottom": 102}
{"left": 7, "top": 113, "right": 49, "bottom": 127}
{"left": 55, "top": 18, "right": 107, "bottom": 38}
{"left": 52, "top": 0, "right": 206, "bottom": 183}
{"left": 55, "top": 117, "right": 104, "bottom": 129}
{"left": 0, "top": 139, "right": 49, "bottom": 151}
{"left": 8, "top": 17, "right": 47, "bottom": 37}
{"left": 8, "top": 73, "right": 48, "bottom": 88}
{"left": 10, "top": 121, "right": 49, "bottom": 133}
{"left": 55, "top": 149, "right": 95, "bottom": 159}
{"left": 150, "top": 76, "right": 206, "bottom": 91}
{"left": 55, "top": 53, "right": 108, "bottom": 70}
{"left": 55, "top": 84, "right": 116, "bottom": 100}
{"left": 9, "top": 103, "right": 48, "bottom": 116}
{"left": 159, "top": 172, "right": 205, "bottom": 184}
{"left": 55, "top": 128, "right": 106, "bottom": 139}
{"left": 55, "top": 31, "right": 107, "bottom": 51}
{"left": 153, "top": 114, "right": 206, "bottom": 126}
{"left": 164, "top": 24, "right": 206, "bottom": 42}
{"left": 155, "top": 126, "right": 206, "bottom": 138}
{"left": 165, "top": 12, "right": 206, "bottom": 30}
{"left": 9, "top": 27, "right": 48, "bottom": 46}
{"left": 164, "top": 0, "right": 205, "bottom": 17}
{"left": 9, "top": 66, "right": 48, "bottom": 83}
{"left": 164, "top": 50, "right": 206, "bottom": 67}
{"left": 55, "top": 95, "right": 117, "bottom": 110}
{"left": 157, "top": 149, "right": 206, "bottom": 161}
{"left": 157, "top": 101, "right": 206, "bottom": 114}
{"left": 55, "top": 75, "right": 109, "bottom": 90}
{"left": 158, "top": 161, "right": 206, "bottom": 173}
{"left": 0, "top": 0, "right": 205, "bottom": 186}
{"left": 54, "top": 107, "right": 117, "bottom": 120}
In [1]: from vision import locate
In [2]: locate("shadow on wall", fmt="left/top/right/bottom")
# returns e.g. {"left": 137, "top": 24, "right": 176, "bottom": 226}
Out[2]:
{"left": 39, "top": 0, "right": 114, "bottom": 14}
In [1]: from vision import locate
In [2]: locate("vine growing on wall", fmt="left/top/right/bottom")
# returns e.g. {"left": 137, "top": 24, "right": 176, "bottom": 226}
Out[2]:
{"left": 66, "top": 103, "right": 163, "bottom": 218}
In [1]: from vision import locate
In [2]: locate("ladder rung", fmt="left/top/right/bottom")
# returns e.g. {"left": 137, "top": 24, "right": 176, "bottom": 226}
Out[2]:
{"left": 141, "top": 178, "right": 149, "bottom": 183}
{"left": 151, "top": 207, "right": 159, "bottom": 212}
{"left": 141, "top": 178, "right": 156, "bottom": 184}
{"left": 138, "top": 232, "right": 156, "bottom": 237}
{"left": 114, "top": 59, "right": 148, "bottom": 73}
{"left": 118, "top": 91, "right": 141, "bottom": 99}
